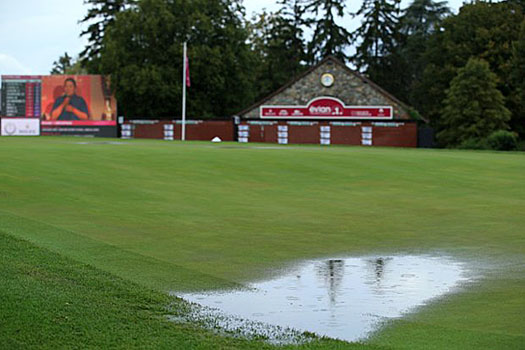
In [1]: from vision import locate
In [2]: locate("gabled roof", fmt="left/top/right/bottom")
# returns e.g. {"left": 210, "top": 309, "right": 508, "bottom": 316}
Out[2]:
{"left": 236, "top": 55, "right": 411, "bottom": 118}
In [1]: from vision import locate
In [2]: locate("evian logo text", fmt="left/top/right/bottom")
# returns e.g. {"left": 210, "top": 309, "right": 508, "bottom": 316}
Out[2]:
{"left": 309, "top": 105, "right": 332, "bottom": 115}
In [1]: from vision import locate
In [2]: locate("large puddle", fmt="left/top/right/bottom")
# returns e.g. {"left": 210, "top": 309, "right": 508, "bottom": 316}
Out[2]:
{"left": 175, "top": 255, "right": 474, "bottom": 342}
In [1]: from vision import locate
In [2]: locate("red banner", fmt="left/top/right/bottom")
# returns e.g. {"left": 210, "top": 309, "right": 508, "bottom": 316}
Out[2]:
{"left": 1, "top": 75, "right": 42, "bottom": 80}
{"left": 260, "top": 97, "right": 393, "bottom": 120}
{"left": 41, "top": 120, "right": 116, "bottom": 126}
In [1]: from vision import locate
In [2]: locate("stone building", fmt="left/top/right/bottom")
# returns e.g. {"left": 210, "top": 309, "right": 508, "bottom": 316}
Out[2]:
{"left": 236, "top": 56, "right": 417, "bottom": 147}
{"left": 238, "top": 56, "right": 410, "bottom": 120}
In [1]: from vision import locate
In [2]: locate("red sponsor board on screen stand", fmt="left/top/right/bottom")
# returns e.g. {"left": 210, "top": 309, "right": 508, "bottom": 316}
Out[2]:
{"left": 2, "top": 75, "right": 42, "bottom": 80}
{"left": 41, "top": 120, "right": 116, "bottom": 126}
{"left": 260, "top": 97, "right": 393, "bottom": 120}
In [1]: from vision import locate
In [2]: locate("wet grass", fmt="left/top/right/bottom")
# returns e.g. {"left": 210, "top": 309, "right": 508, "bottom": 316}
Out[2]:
{"left": 0, "top": 231, "right": 377, "bottom": 349}
{"left": 1, "top": 136, "right": 524, "bottom": 349}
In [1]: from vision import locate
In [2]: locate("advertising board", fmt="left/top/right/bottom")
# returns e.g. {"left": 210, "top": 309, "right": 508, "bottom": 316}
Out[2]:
{"left": 1, "top": 118, "right": 40, "bottom": 136}
{"left": 260, "top": 97, "right": 393, "bottom": 120}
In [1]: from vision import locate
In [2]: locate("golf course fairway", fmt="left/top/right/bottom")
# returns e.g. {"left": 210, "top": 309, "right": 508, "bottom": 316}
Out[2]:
{"left": 1, "top": 137, "right": 523, "bottom": 349}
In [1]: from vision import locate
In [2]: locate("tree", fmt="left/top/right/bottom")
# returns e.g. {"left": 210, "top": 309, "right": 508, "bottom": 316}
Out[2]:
{"left": 66, "top": 60, "right": 89, "bottom": 75}
{"left": 438, "top": 58, "right": 511, "bottom": 147}
{"left": 400, "top": 0, "right": 450, "bottom": 37}
{"left": 51, "top": 53, "right": 88, "bottom": 75}
{"left": 304, "top": 0, "right": 351, "bottom": 63}
{"left": 248, "top": 1, "right": 309, "bottom": 100}
{"left": 275, "top": 0, "right": 309, "bottom": 72}
{"left": 397, "top": 0, "right": 450, "bottom": 104}
{"left": 183, "top": 0, "right": 257, "bottom": 118}
{"left": 506, "top": 0, "right": 525, "bottom": 12}
{"left": 353, "top": 0, "right": 401, "bottom": 72}
{"left": 417, "top": 1, "right": 524, "bottom": 129}
{"left": 509, "top": 20, "right": 525, "bottom": 136}
{"left": 99, "top": 0, "right": 256, "bottom": 118}
{"left": 79, "top": 0, "right": 135, "bottom": 72}
{"left": 50, "top": 52, "right": 73, "bottom": 74}
{"left": 352, "top": 0, "right": 404, "bottom": 100}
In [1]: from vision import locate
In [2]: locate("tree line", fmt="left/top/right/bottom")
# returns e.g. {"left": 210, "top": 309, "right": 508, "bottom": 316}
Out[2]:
{"left": 53, "top": 0, "right": 525, "bottom": 148}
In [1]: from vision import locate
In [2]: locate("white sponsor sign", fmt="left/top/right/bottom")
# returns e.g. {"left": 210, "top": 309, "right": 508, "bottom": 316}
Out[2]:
{"left": 1, "top": 118, "right": 40, "bottom": 136}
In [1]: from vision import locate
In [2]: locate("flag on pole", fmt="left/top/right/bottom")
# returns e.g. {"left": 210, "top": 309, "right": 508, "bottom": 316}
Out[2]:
{"left": 182, "top": 41, "right": 188, "bottom": 141}
{"left": 185, "top": 55, "right": 191, "bottom": 88}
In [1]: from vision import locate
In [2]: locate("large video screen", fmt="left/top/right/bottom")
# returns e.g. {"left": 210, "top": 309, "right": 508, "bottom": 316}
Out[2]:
{"left": 1, "top": 75, "right": 118, "bottom": 137}
{"left": 40, "top": 75, "right": 117, "bottom": 137}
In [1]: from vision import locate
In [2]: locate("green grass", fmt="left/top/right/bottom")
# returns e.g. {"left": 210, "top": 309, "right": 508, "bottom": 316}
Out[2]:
{"left": 1, "top": 137, "right": 524, "bottom": 349}
{"left": 0, "top": 229, "right": 377, "bottom": 349}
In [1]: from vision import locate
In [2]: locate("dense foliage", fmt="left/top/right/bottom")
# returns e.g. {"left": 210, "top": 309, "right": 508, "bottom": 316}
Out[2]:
{"left": 353, "top": 0, "right": 401, "bottom": 92}
{"left": 73, "top": 0, "right": 525, "bottom": 148}
{"left": 50, "top": 52, "right": 74, "bottom": 74}
{"left": 305, "top": 0, "right": 352, "bottom": 63}
{"left": 248, "top": 0, "right": 309, "bottom": 102}
{"left": 418, "top": 2, "right": 524, "bottom": 140}
{"left": 438, "top": 58, "right": 511, "bottom": 147}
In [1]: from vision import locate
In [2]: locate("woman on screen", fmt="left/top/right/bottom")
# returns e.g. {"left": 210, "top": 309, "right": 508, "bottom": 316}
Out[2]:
{"left": 49, "top": 78, "right": 89, "bottom": 120}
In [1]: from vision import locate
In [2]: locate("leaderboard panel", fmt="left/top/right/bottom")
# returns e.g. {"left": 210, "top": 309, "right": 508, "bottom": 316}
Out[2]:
{"left": 0, "top": 76, "right": 42, "bottom": 136}
{"left": 0, "top": 75, "right": 42, "bottom": 117}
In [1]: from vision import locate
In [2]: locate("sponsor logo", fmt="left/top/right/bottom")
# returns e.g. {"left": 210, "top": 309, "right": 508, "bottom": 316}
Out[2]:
{"left": 309, "top": 105, "right": 332, "bottom": 115}
{"left": 4, "top": 123, "right": 16, "bottom": 135}
{"left": 353, "top": 110, "right": 372, "bottom": 117}
{"left": 263, "top": 109, "right": 276, "bottom": 116}
{"left": 1, "top": 118, "right": 40, "bottom": 136}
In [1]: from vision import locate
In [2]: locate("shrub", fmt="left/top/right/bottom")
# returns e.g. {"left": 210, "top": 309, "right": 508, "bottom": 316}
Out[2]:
{"left": 486, "top": 130, "right": 518, "bottom": 151}
{"left": 458, "top": 138, "right": 488, "bottom": 150}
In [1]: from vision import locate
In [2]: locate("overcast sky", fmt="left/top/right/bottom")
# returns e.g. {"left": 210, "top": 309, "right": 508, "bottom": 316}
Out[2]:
{"left": 0, "top": 0, "right": 465, "bottom": 76}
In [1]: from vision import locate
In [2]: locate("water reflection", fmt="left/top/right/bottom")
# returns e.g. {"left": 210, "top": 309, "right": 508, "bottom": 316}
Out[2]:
{"left": 316, "top": 259, "right": 345, "bottom": 304}
{"left": 373, "top": 257, "right": 388, "bottom": 281}
{"left": 176, "top": 255, "right": 472, "bottom": 342}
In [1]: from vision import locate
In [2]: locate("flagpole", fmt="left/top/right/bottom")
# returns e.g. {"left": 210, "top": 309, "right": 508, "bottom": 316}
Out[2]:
{"left": 182, "top": 41, "right": 187, "bottom": 141}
